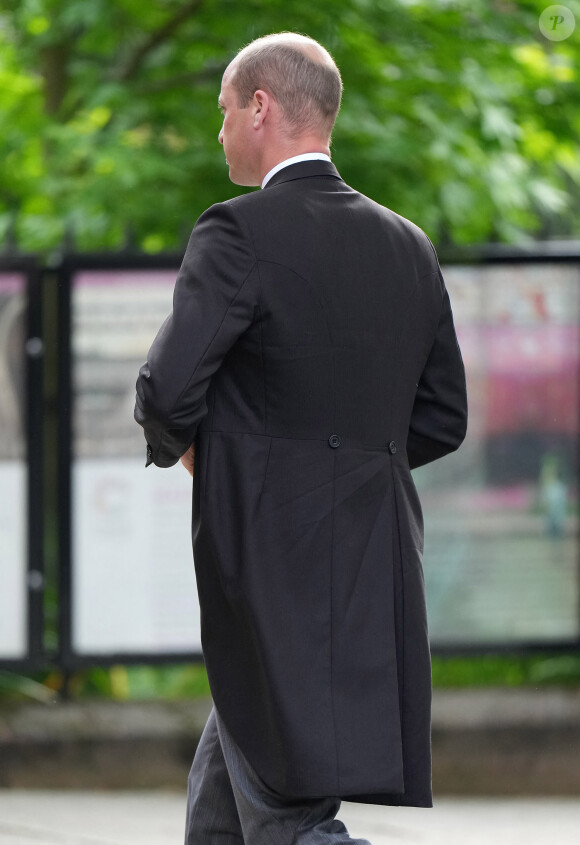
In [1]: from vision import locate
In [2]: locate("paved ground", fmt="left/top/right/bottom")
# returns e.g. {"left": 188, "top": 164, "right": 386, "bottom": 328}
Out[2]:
{"left": 0, "top": 792, "right": 579, "bottom": 845}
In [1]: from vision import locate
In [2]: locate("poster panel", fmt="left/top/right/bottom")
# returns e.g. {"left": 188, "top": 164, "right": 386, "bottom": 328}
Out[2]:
{"left": 417, "top": 262, "right": 580, "bottom": 646}
{"left": 71, "top": 261, "right": 580, "bottom": 655}
{"left": 0, "top": 273, "right": 27, "bottom": 659}
{"left": 71, "top": 270, "right": 201, "bottom": 655}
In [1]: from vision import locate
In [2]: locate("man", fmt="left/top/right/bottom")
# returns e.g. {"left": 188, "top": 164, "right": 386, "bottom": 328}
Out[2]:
{"left": 135, "top": 32, "right": 467, "bottom": 845}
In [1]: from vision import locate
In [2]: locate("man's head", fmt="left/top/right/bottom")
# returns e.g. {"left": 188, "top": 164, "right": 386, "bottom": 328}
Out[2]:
{"left": 218, "top": 33, "right": 342, "bottom": 186}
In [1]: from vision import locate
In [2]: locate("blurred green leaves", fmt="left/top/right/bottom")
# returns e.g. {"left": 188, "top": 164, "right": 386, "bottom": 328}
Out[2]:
{"left": 432, "top": 654, "right": 580, "bottom": 687}
{"left": 0, "top": 0, "right": 578, "bottom": 252}
{"left": 3, "top": 655, "right": 580, "bottom": 704}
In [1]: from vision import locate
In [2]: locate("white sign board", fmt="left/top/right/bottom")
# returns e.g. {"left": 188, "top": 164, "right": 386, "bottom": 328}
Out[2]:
{"left": 418, "top": 262, "right": 580, "bottom": 646}
{"left": 0, "top": 273, "right": 27, "bottom": 659}
{"left": 70, "top": 262, "right": 580, "bottom": 653}
{"left": 71, "top": 271, "right": 201, "bottom": 655}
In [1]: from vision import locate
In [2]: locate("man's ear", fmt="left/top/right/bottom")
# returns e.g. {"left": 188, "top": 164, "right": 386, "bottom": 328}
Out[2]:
{"left": 252, "top": 89, "right": 270, "bottom": 129}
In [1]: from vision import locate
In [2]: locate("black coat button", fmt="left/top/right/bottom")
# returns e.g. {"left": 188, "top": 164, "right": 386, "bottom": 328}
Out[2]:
{"left": 328, "top": 434, "right": 341, "bottom": 448}
{"left": 388, "top": 440, "right": 397, "bottom": 454}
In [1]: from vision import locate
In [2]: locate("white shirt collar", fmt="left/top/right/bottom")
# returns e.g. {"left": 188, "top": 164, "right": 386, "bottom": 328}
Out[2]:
{"left": 261, "top": 153, "right": 332, "bottom": 189}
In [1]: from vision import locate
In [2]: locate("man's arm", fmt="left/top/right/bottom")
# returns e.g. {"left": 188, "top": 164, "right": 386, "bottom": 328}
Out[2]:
{"left": 406, "top": 285, "right": 467, "bottom": 470}
{"left": 134, "top": 202, "right": 257, "bottom": 468}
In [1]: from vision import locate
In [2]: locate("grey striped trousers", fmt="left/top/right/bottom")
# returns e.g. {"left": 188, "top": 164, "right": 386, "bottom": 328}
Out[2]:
{"left": 185, "top": 706, "right": 372, "bottom": 844}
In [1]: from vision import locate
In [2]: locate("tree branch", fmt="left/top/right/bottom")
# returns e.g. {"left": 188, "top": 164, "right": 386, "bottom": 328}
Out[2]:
{"left": 41, "top": 41, "right": 71, "bottom": 116}
{"left": 134, "top": 60, "right": 228, "bottom": 94}
{"left": 116, "top": 0, "right": 205, "bottom": 82}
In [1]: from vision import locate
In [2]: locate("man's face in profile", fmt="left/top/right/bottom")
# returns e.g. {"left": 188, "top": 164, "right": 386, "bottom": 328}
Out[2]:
{"left": 218, "top": 70, "right": 260, "bottom": 187}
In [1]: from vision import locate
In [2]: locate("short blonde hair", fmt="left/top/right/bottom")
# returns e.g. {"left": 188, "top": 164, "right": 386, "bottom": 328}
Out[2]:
{"left": 229, "top": 33, "right": 342, "bottom": 139}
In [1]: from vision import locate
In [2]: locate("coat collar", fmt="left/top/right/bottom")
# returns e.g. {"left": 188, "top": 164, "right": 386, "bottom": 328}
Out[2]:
{"left": 262, "top": 159, "right": 342, "bottom": 189}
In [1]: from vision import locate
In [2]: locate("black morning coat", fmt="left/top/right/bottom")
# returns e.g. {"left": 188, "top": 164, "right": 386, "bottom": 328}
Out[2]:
{"left": 135, "top": 160, "right": 467, "bottom": 807}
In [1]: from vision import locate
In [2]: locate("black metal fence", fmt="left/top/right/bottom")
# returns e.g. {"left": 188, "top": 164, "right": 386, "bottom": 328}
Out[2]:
{"left": 1, "top": 244, "right": 579, "bottom": 672}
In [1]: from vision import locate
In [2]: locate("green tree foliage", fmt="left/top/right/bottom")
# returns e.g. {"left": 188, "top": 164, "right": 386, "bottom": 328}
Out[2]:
{"left": 0, "top": 0, "right": 579, "bottom": 252}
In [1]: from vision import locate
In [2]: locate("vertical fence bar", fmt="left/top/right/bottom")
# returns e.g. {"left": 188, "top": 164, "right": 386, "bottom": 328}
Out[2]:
{"left": 26, "top": 261, "right": 44, "bottom": 660}
{"left": 56, "top": 259, "right": 73, "bottom": 670}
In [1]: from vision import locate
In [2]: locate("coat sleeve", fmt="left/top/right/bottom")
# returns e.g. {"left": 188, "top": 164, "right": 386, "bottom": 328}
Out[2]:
{"left": 134, "top": 202, "right": 257, "bottom": 468}
{"left": 406, "top": 275, "right": 468, "bottom": 470}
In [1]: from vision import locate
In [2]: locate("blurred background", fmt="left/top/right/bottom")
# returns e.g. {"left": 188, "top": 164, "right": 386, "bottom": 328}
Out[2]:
{"left": 1, "top": 1, "right": 580, "bottom": 840}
